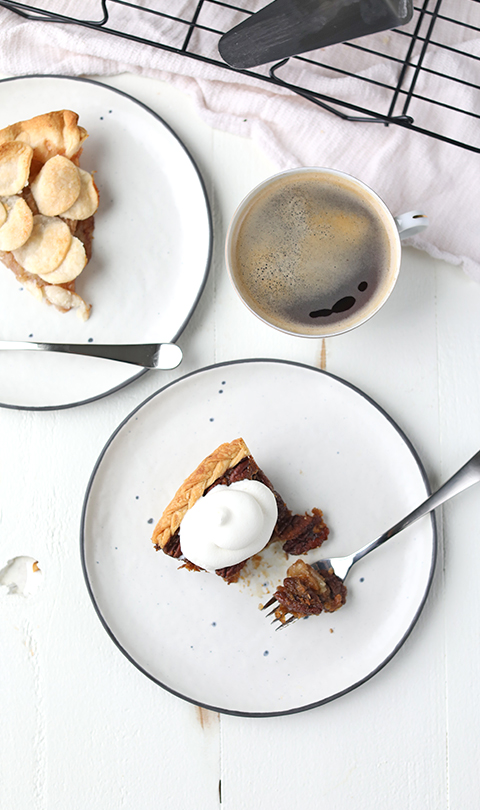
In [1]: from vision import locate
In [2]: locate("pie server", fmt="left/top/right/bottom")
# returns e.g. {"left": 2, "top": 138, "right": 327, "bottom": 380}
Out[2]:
{"left": 218, "top": 0, "right": 413, "bottom": 69}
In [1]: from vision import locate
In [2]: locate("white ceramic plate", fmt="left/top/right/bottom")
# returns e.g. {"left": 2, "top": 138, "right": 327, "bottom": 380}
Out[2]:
{"left": 0, "top": 76, "right": 212, "bottom": 409}
{"left": 81, "top": 359, "right": 436, "bottom": 716}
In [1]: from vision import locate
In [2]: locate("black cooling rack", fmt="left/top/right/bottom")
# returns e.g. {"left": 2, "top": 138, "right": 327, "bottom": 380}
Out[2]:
{"left": 0, "top": 0, "right": 478, "bottom": 152}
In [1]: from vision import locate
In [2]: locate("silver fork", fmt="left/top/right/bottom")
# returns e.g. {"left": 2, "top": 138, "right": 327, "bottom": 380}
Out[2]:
{"left": 0, "top": 340, "right": 183, "bottom": 369}
{"left": 263, "top": 448, "right": 480, "bottom": 628}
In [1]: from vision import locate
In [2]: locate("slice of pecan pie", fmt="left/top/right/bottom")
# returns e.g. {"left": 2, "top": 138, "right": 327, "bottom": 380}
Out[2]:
{"left": 0, "top": 110, "right": 99, "bottom": 320}
{"left": 152, "top": 437, "right": 329, "bottom": 583}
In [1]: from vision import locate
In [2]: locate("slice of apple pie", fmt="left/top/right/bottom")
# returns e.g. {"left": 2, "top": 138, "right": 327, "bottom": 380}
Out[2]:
{"left": 0, "top": 110, "right": 99, "bottom": 320}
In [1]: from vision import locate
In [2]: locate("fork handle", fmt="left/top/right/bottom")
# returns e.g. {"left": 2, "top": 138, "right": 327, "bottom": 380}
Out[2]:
{"left": 352, "top": 449, "right": 480, "bottom": 566}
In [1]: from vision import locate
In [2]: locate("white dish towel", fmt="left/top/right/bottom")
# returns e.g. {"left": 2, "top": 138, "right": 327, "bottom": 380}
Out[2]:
{"left": 0, "top": 2, "right": 478, "bottom": 280}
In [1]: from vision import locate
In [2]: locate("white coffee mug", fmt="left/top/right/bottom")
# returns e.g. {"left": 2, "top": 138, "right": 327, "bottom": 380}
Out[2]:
{"left": 225, "top": 167, "right": 428, "bottom": 338}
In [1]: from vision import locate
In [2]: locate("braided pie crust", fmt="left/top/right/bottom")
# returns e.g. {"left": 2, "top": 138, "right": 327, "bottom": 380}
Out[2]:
{"left": 152, "top": 438, "right": 250, "bottom": 550}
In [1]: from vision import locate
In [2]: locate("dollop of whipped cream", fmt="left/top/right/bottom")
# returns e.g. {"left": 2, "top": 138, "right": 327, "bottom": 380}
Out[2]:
{"left": 180, "top": 479, "right": 278, "bottom": 571}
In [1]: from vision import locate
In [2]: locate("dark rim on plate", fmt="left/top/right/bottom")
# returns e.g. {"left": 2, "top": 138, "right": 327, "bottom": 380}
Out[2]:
{"left": 80, "top": 358, "right": 437, "bottom": 718}
{"left": 0, "top": 74, "right": 213, "bottom": 412}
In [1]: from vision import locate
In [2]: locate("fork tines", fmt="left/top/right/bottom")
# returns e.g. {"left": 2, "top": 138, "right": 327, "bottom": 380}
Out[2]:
{"left": 261, "top": 596, "right": 299, "bottom": 629}
{"left": 275, "top": 615, "right": 298, "bottom": 629}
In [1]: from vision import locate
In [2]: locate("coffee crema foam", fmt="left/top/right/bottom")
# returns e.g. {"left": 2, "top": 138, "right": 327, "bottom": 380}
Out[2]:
{"left": 230, "top": 171, "right": 399, "bottom": 336}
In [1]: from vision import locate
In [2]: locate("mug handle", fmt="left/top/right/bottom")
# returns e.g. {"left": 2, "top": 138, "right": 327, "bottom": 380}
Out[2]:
{"left": 394, "top": 210, "right": 429, "bottom": 239}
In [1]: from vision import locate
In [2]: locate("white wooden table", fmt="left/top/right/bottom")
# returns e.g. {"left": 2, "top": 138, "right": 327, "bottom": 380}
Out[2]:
{"left": 1, "top": 72, "right": 480, "bottom": 810}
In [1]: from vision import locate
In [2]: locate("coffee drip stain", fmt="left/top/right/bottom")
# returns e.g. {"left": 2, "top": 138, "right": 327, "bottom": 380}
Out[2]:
{"left": 310, "top": 281, "right": 368, "bottom": 319}
{"left": 195, "top": 705, "right": 219, "bottom": 729}
{"left": 319, "top": 338, "right": 327, "bottom": 370}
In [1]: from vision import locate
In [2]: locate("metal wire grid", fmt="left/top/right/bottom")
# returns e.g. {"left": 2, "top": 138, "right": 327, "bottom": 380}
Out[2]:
{"left": 0, "top": 0, "right": 478, "bottom": 152}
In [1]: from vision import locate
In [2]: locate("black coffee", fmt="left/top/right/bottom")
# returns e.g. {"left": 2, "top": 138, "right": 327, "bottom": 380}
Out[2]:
{"left": 231, "top": 170, "right": 398, "bottom": 336}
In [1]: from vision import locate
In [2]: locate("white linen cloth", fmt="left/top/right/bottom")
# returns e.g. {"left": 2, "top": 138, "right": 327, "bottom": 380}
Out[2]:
{"left": 0, "top": 1, "right": 478, "bottom": 280}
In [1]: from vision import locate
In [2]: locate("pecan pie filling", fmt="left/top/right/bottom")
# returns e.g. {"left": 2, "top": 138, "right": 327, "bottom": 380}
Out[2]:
{"left": 272, "top": 559, "right": 347, "bottom": 623}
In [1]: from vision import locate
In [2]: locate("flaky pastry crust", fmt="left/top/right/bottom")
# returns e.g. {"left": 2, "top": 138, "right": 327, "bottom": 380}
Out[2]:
{"left": 0, "top": 110, "right": 88, "bottom": 166}
{"left": 151, "top": 438, "right": 250, "bottom": 550}
{"left": 0, "top": 141, "right": 33, "bottom": 196}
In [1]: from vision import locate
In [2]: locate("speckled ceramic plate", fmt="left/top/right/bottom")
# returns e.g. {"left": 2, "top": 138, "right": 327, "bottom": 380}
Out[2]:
{"left": 81, "top": 359, "right": 436, "bottom": 716}
{"left": 0, "top": 75, "right": 212, "bottom": 409}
